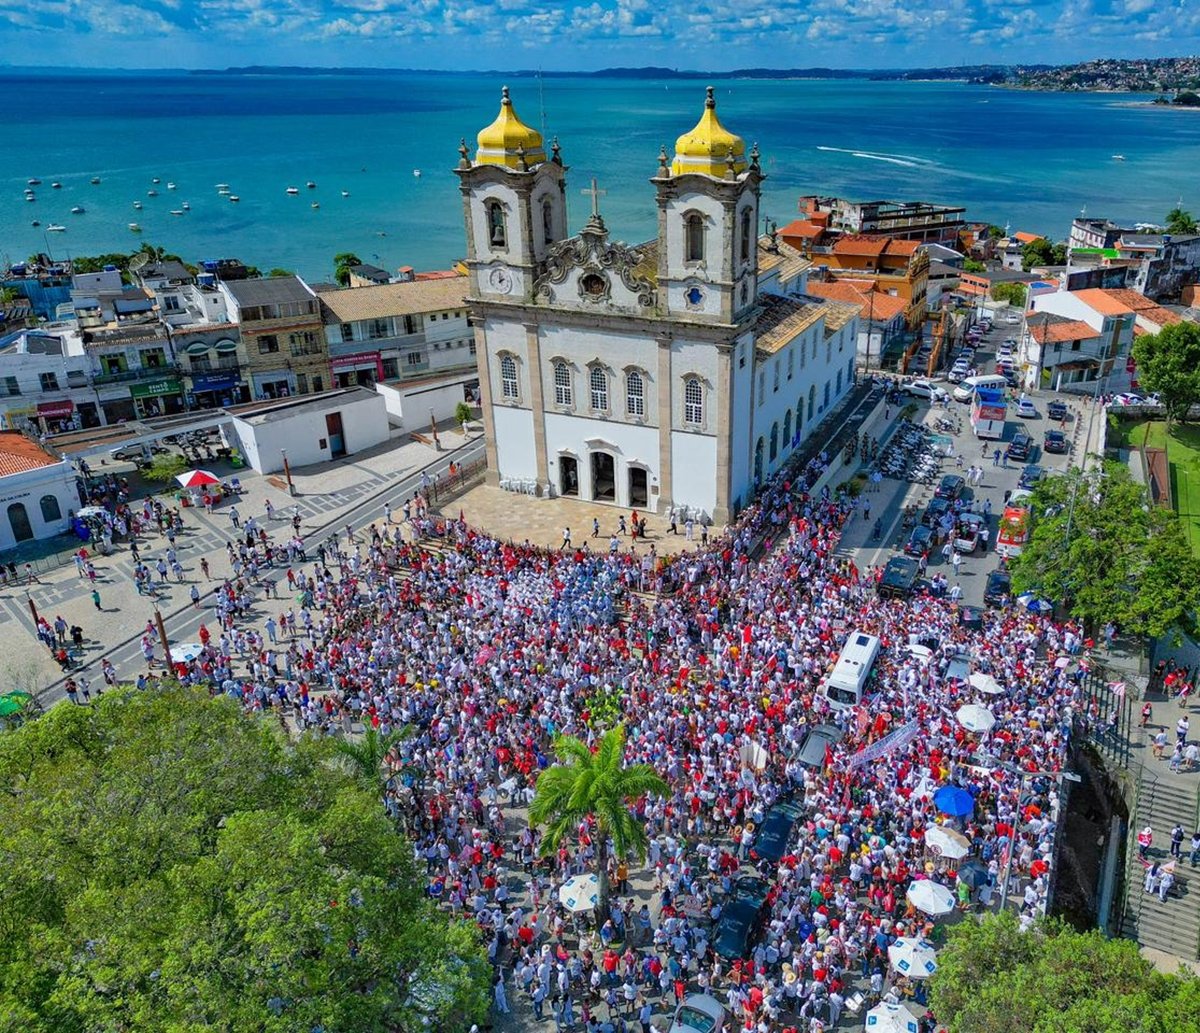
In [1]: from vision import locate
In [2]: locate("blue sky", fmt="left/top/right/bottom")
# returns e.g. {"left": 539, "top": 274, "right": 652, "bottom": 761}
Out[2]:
{"left": 0, "top": 0, "right": 1191, "bottom": 69}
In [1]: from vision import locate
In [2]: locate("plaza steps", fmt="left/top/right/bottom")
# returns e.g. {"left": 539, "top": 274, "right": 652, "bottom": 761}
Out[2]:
{"left": 1118, "top": 775, "right": 1200, "bottom": 958}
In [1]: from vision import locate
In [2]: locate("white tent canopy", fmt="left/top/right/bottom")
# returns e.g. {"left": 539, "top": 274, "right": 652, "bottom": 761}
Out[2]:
{"left": 865, "top": 1001, "right": 922, "bottom": 1033}
{"left": 558, "top": 873, "right": 599, "bottom": 913}
{"left": 925, "top": 825, "right": 971, "bottom": 860}
{"left": 887, "top": 937, "right": 939, "bottom": 979}
{"left": 956, "top": 703, "right": 997, "bottom": 734}
{"left": 906, "top": 879, "right": 957, "bottom": 916}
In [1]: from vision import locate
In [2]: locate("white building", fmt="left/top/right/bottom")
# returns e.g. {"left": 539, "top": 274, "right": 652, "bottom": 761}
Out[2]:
{"left": 0, "top": 431, "right": 81, "bottom": 549}
{"left": 458, "top": 86, "right": 858, "bottom": 523}
{"left": 1021, "top": 287, "right": 1137, "bottom": 392}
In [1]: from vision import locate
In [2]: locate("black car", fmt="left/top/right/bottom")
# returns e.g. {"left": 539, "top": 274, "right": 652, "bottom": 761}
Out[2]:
{"left": 904, "top": 524, "right": 933, "bottom": 556}
{"left": 1018, "top": 464, "right": 1045, "bottom": 490}
{"left": 1006, "top": 429, "right": 1032, "bottom": 461}
{"left": 959, "top": 605, "right": 984, "bottom": 629}
{"left": 713, "top": 877, "right": 771, "bottom": 960}
{"left": 1046, "top": 400, "right": 1069, "bottom": 421}
{"left": 921, "top": 498, "right": 950, "bottom": 527}
{"left": 935, "top": 474, "right": 965, "bottom": 500}
{"left": 878, "top": 555, "right": 920, "bottom": 598}
{"left": 751, "top": 800, "right": 803, "bottom": 865}
{"left": 984, "top": 569, "right": 1012, "bottom": 607}
{"left": 1043, "top": 429, "right": 1068, "bottom": 454}
{"left": 797, "top": 724, "right": 845, "bottom": 769}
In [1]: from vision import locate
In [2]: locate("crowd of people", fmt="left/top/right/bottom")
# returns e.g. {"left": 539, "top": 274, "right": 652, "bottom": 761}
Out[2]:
{"left": 106, "top": 429, "right": 1096, "bottom": 1033}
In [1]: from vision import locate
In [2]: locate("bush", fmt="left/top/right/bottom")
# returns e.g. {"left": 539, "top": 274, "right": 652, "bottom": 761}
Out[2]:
{"left": 840, "top": 473, "right": 868, "bottom": 497}
{"left": 142, "top": 453, "right": 188, "bottom": 482}
{"left": 454, "top": 401, "right": 473, "bottom": 427}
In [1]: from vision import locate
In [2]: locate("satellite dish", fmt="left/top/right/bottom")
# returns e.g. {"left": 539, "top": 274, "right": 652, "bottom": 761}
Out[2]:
{"left": 128, "top": 251, "right": 150, "bottom": 272}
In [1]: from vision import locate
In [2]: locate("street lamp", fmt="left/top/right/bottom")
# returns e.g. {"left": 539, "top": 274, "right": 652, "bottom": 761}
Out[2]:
{"left": 280, "top": 448, "right": 294, "bottom": 496}
{"left": 153, "top": 602, "right": 173, "bottom": 670}
{"left": 429, "top": 408, "right": 440, "bottom": 451}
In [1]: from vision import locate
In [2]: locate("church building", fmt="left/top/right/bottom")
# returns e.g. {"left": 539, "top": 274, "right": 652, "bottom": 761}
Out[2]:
{"left": 457, "top": 86, "right": 859, "bottom": 524}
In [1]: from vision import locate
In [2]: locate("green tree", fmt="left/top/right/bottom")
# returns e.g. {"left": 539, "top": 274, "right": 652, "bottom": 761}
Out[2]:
{"left": 1165, "top": 206, "right": 1198, "bottom": 234}
{"left": 267, "top": 267, "right": 294, "bottom": 278}
{"left": 930, "top": 910, "right": 1200, "bottom": 1033}
{"left": 1020, "top": 237, "right": 1066, "bottom": 270}
{"left": 454, "top": 401, "right": 474, "bottom": 427}
{"left": 987, "top": 225, "right": 1006, "bottom": 239}
{"left": 1131, "top": 321, "right": 1200, "bottom": 424}
{"left": 334, "top": 252, "right": 363, "bottom": 286}
{"left": 528, "top": 724, "right": 668, "bottom": 921}
{"left": 990, "top": 281, "right": 1026, "bottom": 306}
{"left": 1009, "top": 460, "right": 1200, "bottom": 637}
{"left": 331, "top": 724, "right": 412, "bottom": 793}
{"left": 962, "top": 258, "right": 986, "bottom": 273}
{"left": 0, "top": 685, "right": 489, "bottom": 1033}
{"left": 141, "top": 452, "right": 189, "bottom": 482}
{"left": 1175, "top": 90, "right": 1200, "bottom": 107}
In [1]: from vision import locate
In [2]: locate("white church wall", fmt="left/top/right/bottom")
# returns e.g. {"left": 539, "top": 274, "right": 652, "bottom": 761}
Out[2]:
{"left": 668, "top": 337, "right": 719, "bottom": 430}
{"left": 728, "top": 332, "right": 756, "bottom": 510}
{"left": 492, "top": 406, "right": 538, "bottom": 482}
{"left": 664, "top": 191, "right": 728, "bottom": 319}
{"left": 669, "top": 431, "right": 717, "bottom": 520}
{"left": 543, "top": 411, "right": 661, "bottom": 508}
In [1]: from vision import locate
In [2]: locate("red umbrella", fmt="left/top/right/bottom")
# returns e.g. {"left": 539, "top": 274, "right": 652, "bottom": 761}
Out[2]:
{"left": 176, "top": 469, "right": 220, "bottom": 488}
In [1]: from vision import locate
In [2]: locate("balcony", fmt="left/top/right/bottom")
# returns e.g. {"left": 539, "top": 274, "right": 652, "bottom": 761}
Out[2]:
{"left": 90, "top": 363, "right": 181, "bottom": 385}
{"left": 187, "top": 358, "right": 241, "bottom": 375}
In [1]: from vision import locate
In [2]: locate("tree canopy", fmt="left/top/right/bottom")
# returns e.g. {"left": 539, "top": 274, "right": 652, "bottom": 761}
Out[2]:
{"left": 0, "top": 685, "right": 489, "bottom": 1033}
{"left": 334, "top": 252, "right": 363, "bottom": 287}
{"left": 1165, "top": 206, "right": 1198, "bottom": 234}
{"left": 990, "top": 281, "right": 1026, "bottom": 306}
{"left": 929, "top": 910, "right": 1200, "bottom": 1033}
{"left": 1020, "top": 237, "right": 1066, "bottom": 270}
{"left": 1132, "top": 320, "right": 1200, "bottom": 423}
{"left": 1008, "top": 460, "right": 1200, "bottom": 638}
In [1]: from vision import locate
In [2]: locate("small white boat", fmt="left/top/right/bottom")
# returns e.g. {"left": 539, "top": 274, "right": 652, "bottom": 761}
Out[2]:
{"left": 90, "top": 176, "right": 101, "bottom": 185}
{"left": 30, "top": 220, "right": 40, "bottom": 227}
{"left": 412, "top": 169, "right": 421, "bottom": 178}
{"left": 181, "top": 202, "right": 190, "bottom": 210}
{"left": 286, "top": 186, "right": 299, "bottom": 195}
{"left": 152, "top": 177, "right": 160, "bottom": 184}
{"left": 133, "top": 200, "right": 143, "bottom": 210}
{"left": 229, "top": 195, "right": 240, "bottom": 202}
{"left": 51, "top": 181, "right": 62, "bottom": 189}
{"left": 147, "top": 189, "right": 158, "bottom": 197}
{"left": 167, "top": 182, "right": 177, "bottom": 190}
{"left": 70, "top": 206, "right": 85, "bottom": 214}
{"left": 1112, "top": 154, "right": 1126, "bottom": 161}
{"left": 306, "top": 180, "right": 316, "bottom": 189}
{"left": 341, "top": 190, "right": 349, "bottom": 197}
{"left": 170, "top": 209, "right": 184, "bottom": 216}
{"left": 215, "top": 182, "right": 230, "bottom": 189}
{"left": 27, "top": 178, "right": 41, "bottom": 185}
{"left": 218, "top": 187, "right": 231, "bottom": 196}
{"left": 129, "top": 222, "right": 141, "bottom": 231}
{"left": 25, "top": 194, "right": 35, "bottom": 203}
{"left": 47, "top": 224, "right": 66, "bottom": 232}
{"left": 311, "top": 202, "right": 320, "bottom": 209}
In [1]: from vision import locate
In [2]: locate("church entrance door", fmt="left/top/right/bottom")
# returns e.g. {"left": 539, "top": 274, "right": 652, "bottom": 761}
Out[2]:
{"left": 559, "top": 455, "right": 579, "bottom": 497}
{"left": 590, "top": 452, "right": 616, "bottom": 502}
{"left": 628, "top": 467, "right": 648, "bottom": 508}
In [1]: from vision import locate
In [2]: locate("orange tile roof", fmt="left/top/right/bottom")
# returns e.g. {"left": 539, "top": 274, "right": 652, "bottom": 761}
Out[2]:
{"left": 805, "top": 280, "right": 908, "bottom": 322}
{"left": 1073, "top": 288, "right": 1136, "bottom": 316}
{"left": 1014, "top": 231, "right": 1044, "bottom": 244}
{"left": 832, "top": 235, "right": 888, "bottom": 257}
{"left": 883, "top": 239, "right": 921, "bottom": 257}
{"left": 0, "top": 431, "right": 62, "bottom": 477}
{"left": 1029, "top": 319, "right": 1101, "bottom": 345}
{"left": 779, "top": 219, "right": 825, "bottom": 240}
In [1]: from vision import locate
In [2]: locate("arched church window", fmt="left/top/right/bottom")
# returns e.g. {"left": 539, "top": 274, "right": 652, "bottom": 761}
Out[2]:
{"left": 625, "top": 370, "right": 645, "bottom": 417}
{"left": 685, "top": 213, "right": 705, "bottom": 263}
{"left": 487, "top": 201, "right": 507, "bottom": 249}
{"left": 589, "top": 366, "right": 608, "bottom": 411}
{"left": 740, "top": 207, "right": 752, "bottom": 262}
{"left": 500, "top": 354, "right": 519, "bottom": 399}
{"left": 684, "top": 377, "right": 703, "bottom": 425}
{"left": 39, "top": 494, "right": 61, "bottom": 523}
{"left": 542, "top": 199, "right": 555, "bottom": 247}
{"left": 553, "top": 361, "right": 573, "bottom": 407}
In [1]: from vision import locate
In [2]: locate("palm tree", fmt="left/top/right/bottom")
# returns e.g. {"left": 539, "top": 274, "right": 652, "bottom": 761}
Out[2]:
{"left": 528, "top": 724, "right": 668, "bottom": 922}
{"left": 1165, "top": 207, "right": 1198, "bottom": 235}
{"left": 331, "top": 724, "right": 412, "bottom": 794}
{"left": 333, "top": 252, "right": 363, "bottom": 287}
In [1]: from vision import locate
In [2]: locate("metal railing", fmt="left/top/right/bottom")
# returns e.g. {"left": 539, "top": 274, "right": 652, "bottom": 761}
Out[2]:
{"left": 90, "top": 364, "right": 181, "bottom": 385}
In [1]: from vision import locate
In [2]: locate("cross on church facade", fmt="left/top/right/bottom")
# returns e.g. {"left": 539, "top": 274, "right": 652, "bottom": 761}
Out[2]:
{"left": 581, "top": 178, "right": 606, "bottom": 219}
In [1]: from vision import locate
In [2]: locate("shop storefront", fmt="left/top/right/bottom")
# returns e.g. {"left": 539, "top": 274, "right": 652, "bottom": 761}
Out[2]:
{"left": 331, "top": 351, "right": 385, "bottom": 389}
{"left": 130, "top": 378, "right": 185, "bottom": 418}
{"left": 36, "top": 399, "right": 78, "bottom": 434}
{"left": 251, "top": 370, "right": 296, "bottom": 400}
{"left": 189, "top": 371, "right": 244, "bottom": 410}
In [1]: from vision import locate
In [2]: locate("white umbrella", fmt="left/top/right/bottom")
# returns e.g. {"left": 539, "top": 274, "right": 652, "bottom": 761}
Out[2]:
{"left": 171, "top": 642, "right": 205, "bottom": 662}
{"left": 967, "top": 672, "right": 1003, "bottom": 696}
{"left": 956, "top": 703, "right": 997, "bottom": 734}
{"left": 865, "top": 1001, "right": 922, "bottom": 1033}
{"left": 906, "top": 879, "right": 957, "bottom": 916}
{"left": 925, "top": 825, "right": 971, "bottom": 860}
{"left": 887, "top": 937, "right": 939, "bottom": 979}
{"left": 558, "top": 873, "right": 599, "bottom": 913}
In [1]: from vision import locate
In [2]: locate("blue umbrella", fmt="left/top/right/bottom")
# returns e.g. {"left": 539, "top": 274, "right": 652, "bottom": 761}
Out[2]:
{"left": 956, "top": 859, "right": 991, "bottom": 888}
{"left": 932, "top": 785, "right": 975, "bottom": 818}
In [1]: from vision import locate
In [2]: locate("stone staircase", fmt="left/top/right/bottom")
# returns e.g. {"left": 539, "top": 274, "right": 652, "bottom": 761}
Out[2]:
{"left": 1119, "top": 773, "right": 1200, "bottom": 958}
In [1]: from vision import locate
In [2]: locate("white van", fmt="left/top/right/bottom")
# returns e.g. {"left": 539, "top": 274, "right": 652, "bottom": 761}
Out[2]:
{"left": 953, "top": 373, "right": 1009, "bottom": 403}
{"left": 823, "top": 631, "right": 881, "bottom": 710}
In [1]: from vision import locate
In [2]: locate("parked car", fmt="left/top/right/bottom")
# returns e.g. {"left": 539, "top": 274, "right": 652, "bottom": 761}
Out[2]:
{"left": 750, "top": 800, "right": 803, "bottom": 865}
{"left": 877, "top": 555, "right": 920, "bottom": 598}
{"left": 712, "top": 877, "right": 771, "bottom": 960}
{"left": 921, "top": 498, "right": 951, "bottom": 527}
{"left": 1043, "top": 429, "right": 1068, "bottom": 454}
{"left": 904, "top": 379, "right": 948, "bottom": 402}
{"left": 1006, "top": 429, "right": 1032, "bottom": 461}
{"left": 1046, "top": 399, "right": 1069, "bottom": 421}
{"left": 984, "top": 569, "right": 1012, "bottom": 607}
{"left": 109, "top": 443, "right": 169, "bottom": 462}
{"left": 670, "top": 994, "right": 727, "bottom": 1033}
{"left": 1015, "top": 398, "right": 1037, "bottom": 418}
{"left": 904, "top": 524, "right": 933, "bottom": 556}
{"left": 935, "top": 474, "right": 965, "bottom": 500}
{"left": 952, "top": 513, "right": 987, "bottom": 553}
{"left": 797, "top": 724, "right": 845, "bottom": 769}
{"left": 1018, "top": 464, "right": 1046, "bottom": 490}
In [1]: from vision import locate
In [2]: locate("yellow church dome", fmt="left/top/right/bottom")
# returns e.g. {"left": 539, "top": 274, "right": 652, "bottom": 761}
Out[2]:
{"left": 671, "top": 86, "right": 747, "bottom": 178}
{"left": 475, "top": 86, "right": 546, "bottom": 169}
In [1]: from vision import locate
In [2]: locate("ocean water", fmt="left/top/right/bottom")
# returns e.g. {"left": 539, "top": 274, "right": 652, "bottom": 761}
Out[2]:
{"left": 2, "top": 71, "right": 1198, "bottom": 282}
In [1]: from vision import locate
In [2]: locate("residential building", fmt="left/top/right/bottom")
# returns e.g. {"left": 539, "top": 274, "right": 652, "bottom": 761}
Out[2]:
{"left": 958, "top": 268, "right": 1040, "bottom": 299}
{"left": 803, "top": 277, "right": 907, "bottom": 368}
{"left": 807, "top": 235, "right": 929, "bottom": 330}
{"left": 1021, "top": 287, "right": 1138, "bottom": 391}
{"left": 0, "top": 331, "right": 97, "bottom": 433}
{"left": 219, "top": 276, "right": 328, "bottom": 400}
{"left": 0, "top": 431, "right": 82, "bottom": 549}
{"left": 1069, "top": 217, "right": 1135, "bottom": 251}
{"left": 460, "top": 86, "right": 858, "bottom": 521}
{"left": 346, "top": 263, "right": 393, "bottom": 287}
{"left": 317, "top": 275, "right": 473, "bottom": 389}
{"left": 797, "top": 196, "right": 966, "bottom": 244}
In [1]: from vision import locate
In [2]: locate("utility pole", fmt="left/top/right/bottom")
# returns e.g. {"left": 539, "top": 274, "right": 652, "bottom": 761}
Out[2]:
{"left": 154, "top": 604, "right": 173, "bottom": 670}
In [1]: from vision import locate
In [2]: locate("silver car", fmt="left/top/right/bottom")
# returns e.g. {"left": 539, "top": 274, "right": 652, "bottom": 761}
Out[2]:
{"left": 670, "top": 993, "right": 726, "bottom": 1033}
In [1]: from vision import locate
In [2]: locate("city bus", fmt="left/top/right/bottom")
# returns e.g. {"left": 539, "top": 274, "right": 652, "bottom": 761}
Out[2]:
{"left": 823, "top": 630, "right": 881, "bottom": 711}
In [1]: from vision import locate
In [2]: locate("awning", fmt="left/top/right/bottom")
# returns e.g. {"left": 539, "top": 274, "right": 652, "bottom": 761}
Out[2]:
{"left": 130, "top": 377, "right": 182, "bottom": 399}
{"left": 37, "top": 400, "right": 75, "bottom": 418}
{"left": 331, "top": 350, "right": 381, "bottom": 371}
